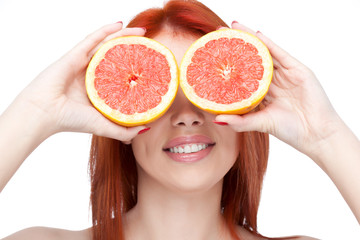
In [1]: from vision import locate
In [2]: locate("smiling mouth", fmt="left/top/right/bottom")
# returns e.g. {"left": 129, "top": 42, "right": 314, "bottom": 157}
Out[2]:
{"left": 163, "top": 143, "right": 216, "bottom": 154}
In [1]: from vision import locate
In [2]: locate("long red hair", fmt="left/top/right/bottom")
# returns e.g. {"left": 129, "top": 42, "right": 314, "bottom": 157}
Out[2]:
{"left": 89, "top": 1, "right": 269, "bottom": 239}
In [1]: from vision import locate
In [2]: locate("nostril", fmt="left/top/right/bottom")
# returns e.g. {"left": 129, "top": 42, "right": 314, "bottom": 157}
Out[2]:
{"left": 171, "top": 111, "right": 205, "bottom": 127}
{"left": 193, "top": 121, "right": 201, "bottom": 126}
{"left": 176, "top": 120, "right": 201, "bottom": 127}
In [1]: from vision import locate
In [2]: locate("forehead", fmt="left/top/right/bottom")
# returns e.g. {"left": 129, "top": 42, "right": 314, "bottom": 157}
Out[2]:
{"left": 152, "top": 30, "right": 198, "bottom": 64}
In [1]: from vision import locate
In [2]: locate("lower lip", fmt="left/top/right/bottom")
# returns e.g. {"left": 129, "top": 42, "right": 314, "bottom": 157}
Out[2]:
{"left": 164, "top": 145, "right": 214, "bottom": 163}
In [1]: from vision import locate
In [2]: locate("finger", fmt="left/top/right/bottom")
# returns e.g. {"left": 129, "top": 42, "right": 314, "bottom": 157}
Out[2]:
{"left": 78, "top": 106, "right": 148, "bottom": 142}
{"left": 215, "top": 111, "right": 272, "bottom": 134}
{"left": 231, "top": 21, "right": 257, "bottom": 36}
{"left": 113, "top": 125, "right": 148, "bottom": 142}
{"left": 217, "top": 26, "right": 228, "bottom": 30}
{"left": 231, "top": 21, "right": 299, "bottom": 70}
{"left": 60, "top": 22, "right": 125, "bottom": 69}
{"left": 75, "top": 22, "right": 124, "bottom": 55}
{"left": 92, "top": 117, "right": 148, "bottom": 142}
{"left": 63, "top": 25, "right": 146, "bottom": 74}
{"left": 107, "top": 27, "right": 146, "bottom": 40}
{"left": 89, "top": 27, "right": 147, "bottom": 57}
{"left": 272, "top": 57, "right": 282, "bottom": 70}
{"left": 231, "top": 22, "right": 281, "bottom": 69}
{"left": 255, "top": 31, "right": 299, "bottom": 69}
{"left": 103, "top": 27, "right": 146, "bottom": 42}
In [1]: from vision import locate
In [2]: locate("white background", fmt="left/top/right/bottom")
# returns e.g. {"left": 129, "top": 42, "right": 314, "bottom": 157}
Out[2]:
{"left": 0, "top": 0, "right": 359, "bottom": 239}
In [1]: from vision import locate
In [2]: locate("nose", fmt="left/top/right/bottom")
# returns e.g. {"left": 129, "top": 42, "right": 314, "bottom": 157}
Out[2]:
{"left": 170, "top": 89, "right": 205, "bottom": 128}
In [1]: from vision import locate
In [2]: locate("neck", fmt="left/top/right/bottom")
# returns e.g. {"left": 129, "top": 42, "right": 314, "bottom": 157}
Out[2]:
{"left": 124, "top": 169, "right": 230, "bottom": 240}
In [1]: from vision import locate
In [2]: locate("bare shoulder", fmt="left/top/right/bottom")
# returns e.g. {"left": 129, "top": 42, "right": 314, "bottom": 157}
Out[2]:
{"left": 1, "top": 227, "right": 92, "bottom": 240}
{"left": 236, "top": 226, "right": 319, "bottom": 240}
{"left": 294, "top": 236, "right": 319, "bottom": 240}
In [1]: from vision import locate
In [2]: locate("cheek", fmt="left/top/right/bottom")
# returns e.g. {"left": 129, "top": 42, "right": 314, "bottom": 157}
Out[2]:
{"left": 221, "top": 129, "right": 240, "bottom": 158}
{"left": 216, "top": 130, "right": 240, "bottom": 173}
{"left": 131, "top": 126, "right": 164, "bottom": 170}
{"left": 131, "top": 132, "right": 149, "bottom": 168}
{"left": 131, "top": 139, "right": 157, "bottom": 181}
{"left": 131, "top": 136, "right": 151, "bottom": 166}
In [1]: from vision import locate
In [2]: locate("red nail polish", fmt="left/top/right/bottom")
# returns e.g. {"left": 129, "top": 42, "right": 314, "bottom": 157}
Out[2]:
{"left": 213, "top": 121, "right": 228, "bottom": 126}
{"left": 138, "top": 127, "right": 150, "bottom": 134}
{"left": 232, "top": 20, "right": 239, "bottom": 25}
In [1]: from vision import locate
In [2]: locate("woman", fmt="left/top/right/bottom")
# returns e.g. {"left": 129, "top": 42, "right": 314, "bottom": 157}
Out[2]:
{"left": 0, "top": 0, "right": 359, "bottom": 239}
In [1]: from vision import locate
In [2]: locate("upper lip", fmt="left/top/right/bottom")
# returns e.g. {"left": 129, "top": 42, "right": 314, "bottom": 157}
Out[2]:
{"left": 163, "top": 135, "right": 215, "bottom": 150}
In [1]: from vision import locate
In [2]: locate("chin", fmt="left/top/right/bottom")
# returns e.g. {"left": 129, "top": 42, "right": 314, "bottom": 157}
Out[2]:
{"left": 159, "top": 167, "right": 226, "bottom": 195}
{"left": 135, "top": 146, "right": 237, "bottom": 196}
{"left": 170, "top": 180, "right": 223, "bottom": 195}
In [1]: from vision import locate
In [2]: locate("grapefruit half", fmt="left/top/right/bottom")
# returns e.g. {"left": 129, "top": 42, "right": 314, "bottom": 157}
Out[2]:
{"left": 86, "top": 36, "right": 178, "bottom": 126}
{"left": 180, "top": 29, "right": 273, "bottom": 114}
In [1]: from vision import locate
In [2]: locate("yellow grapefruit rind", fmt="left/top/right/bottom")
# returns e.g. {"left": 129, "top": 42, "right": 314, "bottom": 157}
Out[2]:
{"left": 86, "top": 36, "right": 179, "bottom": 127}
{"left": 180, "top": 29, "right": 273, "bottom": 114}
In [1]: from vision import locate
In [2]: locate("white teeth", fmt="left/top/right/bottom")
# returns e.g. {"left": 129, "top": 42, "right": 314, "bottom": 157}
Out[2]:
{"left": 168, "top": 144, "right": 209, "bottom": 154}
{"left": 184, "top": 145, "right": 191, "bottom": 153}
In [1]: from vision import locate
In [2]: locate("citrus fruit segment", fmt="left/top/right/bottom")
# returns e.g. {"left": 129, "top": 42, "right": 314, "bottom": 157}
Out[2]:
{"left": 180, "top": 29, "right": 273, "bottom": 114}
{"left": 86, "top": 36, "right": 178, "bottom": 126}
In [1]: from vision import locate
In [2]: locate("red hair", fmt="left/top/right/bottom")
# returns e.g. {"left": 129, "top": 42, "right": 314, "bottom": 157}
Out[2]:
{"left": 89, "top": 1, "right": 271, "bottom": 239}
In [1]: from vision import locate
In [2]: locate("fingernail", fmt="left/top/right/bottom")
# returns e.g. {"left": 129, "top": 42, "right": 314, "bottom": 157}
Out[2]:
{"left": 116, "top": 21, "right": 123, "bottom": 24}
{"left": 256, "top": 30, "right": 262, "bottom": 34}
{"left": 213, "top": 121, "right": 228, "bottom": 126}
{"left": 232, "top": 20, "right": 239, "bottom": 25}
{"left": 138, "top": 127, "right": 151, "bottom": 134}
{"left": 141, "top": 27, "right": 147, "bottom": 33}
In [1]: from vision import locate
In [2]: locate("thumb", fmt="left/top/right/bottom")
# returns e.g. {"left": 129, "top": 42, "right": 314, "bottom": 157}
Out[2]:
{"left": 98, "top": 124, "right": 148, "bottom": 142}
{"left": 86, "top": 113, "right": 148, "bottom": 142}
{"left": 215, "top": 111, "right": 272, "bottom": 134}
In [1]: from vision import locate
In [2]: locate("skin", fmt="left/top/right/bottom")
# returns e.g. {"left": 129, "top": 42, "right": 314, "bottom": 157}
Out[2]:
{"left": 125, "top": 31, "right": 241, "bottom": 240}
{"left": 0, "top": 22, "right": 359, "bottom": 239}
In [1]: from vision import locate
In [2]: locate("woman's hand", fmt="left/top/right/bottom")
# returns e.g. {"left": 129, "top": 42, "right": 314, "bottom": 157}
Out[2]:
{"left": 215, "top": 22, "right": 360, "bottom": 223}
{"left": 0, "top": 23, "right": 148, "bottom": 191}
{"left": 215, "top": 22, "right": 343, "bottom": 161}
{"left": 19, "top": 23, "right": 147, "bottom": 141}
